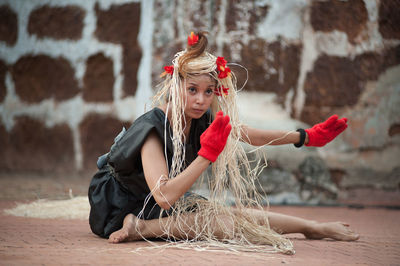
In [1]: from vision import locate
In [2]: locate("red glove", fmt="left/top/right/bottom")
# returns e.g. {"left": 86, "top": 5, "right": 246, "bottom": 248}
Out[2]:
{"left": 305, "top": 115, "right": 348, "bottom": 147}
{"left": 198, "top": 111, "right": 232, "bottom": 162}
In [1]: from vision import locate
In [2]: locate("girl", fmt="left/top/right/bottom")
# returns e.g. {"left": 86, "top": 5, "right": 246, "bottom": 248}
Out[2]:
{"left": 88, "top": 31, "right": 358, "bottom": 254}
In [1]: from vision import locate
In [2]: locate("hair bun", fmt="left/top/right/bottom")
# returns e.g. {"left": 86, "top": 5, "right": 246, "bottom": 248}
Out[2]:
{"left": 178, "top": 31, "right": 209, "bottom": 72}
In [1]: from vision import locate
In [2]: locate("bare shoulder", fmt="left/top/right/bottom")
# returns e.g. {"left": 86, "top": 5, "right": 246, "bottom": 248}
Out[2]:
{"left": 157, "top": 104, "right": 168, "bottom": 114}
{"left": 141, "top": 130, "right": 167, "bottom": 170}
{"left": 141, "top": 130, "right": 163, "bottom": 152}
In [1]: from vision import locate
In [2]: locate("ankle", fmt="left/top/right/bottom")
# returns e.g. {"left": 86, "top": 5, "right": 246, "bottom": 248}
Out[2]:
{"left": 122, "top": 214, "right": 144, "bottom": 240}
{"left": 304, "top": 220, "right": 320, "bottom": 235}
{"left": 134, "top": 218, "right": 145, "bottom": 233}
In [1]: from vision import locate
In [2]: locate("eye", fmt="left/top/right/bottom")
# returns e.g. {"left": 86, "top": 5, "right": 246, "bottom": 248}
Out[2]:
{"left": 206, "top": 88, "right": 214, "bottom": 96}
{"left": 188, "top": 87, "right": 197, "bottom": 94}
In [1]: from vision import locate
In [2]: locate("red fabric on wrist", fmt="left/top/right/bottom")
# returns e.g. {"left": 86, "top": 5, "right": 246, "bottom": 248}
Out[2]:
{"left": 198, "top": 111, "right": 232, "bottom": 162}
{"left": 305, "top": 115, "right": 348, "bottom": 147}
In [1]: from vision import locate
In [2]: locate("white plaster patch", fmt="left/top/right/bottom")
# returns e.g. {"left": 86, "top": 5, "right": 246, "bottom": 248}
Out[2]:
{"left": 284, "top": 88, "right": 294, "bottom": 115}
{"left": 72, "top": 126, "right": 83, "bottom": 170}
{"left": 293, "top": 7, "right": 317, "bottom": 119}
{"left": 1, "top": 73, "right": 19, "bottom": 130}
{"left": 116, "top": 96, "right": 137, "bottom": 122}
{"left": 152, "top": 0, "right": 176, "bottom": 50}
{"left": 216, "top": 0, "right": 228, "bottom": 56}
{"left": 135, "top": 0, "right": 154, "bottom": 116}
{"left": 96, "top": 0, "right": 140, "bottom": 9}
{"left": 237, "top": 91, "right": 299, "bottom": 130}
{"left": 226, "top": 1, "right": 253, "bottom": 46}
{"left": 176, "top": 0, "right": 186, "bottom": 44}
{"left": 314, "top": 30, "right": 349, "bottom": 57}
{"left": 364, "top": 0, "right": 378, "bottom": 22}
{"left": 257, "top": 0, "right": 308, "bottom": 42}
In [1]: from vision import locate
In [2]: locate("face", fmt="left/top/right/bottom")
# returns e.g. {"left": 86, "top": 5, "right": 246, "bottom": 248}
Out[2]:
{"left": 182, "top": 74, "right": 216, "bottom": 119}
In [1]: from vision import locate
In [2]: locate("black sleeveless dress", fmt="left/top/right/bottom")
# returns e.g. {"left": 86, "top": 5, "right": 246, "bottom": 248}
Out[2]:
{"left": 88, "top": 108, "right": 211, "bottom": 238}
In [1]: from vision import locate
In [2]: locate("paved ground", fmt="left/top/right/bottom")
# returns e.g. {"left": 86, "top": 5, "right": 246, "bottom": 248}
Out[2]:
{"left": 1, "top": 173, "right": 400, "bottom": 265}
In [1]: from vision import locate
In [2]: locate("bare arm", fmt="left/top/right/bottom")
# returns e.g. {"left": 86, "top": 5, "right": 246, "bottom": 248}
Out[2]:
{"left": 240, "top": 125, "right": 309, "bottom": 146}
{"left": 141, "top": 131, "right": 210, "bottom": 210}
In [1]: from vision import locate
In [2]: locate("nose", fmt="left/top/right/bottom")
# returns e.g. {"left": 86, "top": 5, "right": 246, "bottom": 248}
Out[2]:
{"left": 196, "top": 94, "right": 204, "bottom": 105}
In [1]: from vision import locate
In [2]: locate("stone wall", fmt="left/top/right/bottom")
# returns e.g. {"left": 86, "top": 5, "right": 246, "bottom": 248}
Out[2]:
{"left": 0, "top": 0, "right": 399, "bottom": 205}
{"left": 0, "top": 0, "right": 144, "bottom": 173}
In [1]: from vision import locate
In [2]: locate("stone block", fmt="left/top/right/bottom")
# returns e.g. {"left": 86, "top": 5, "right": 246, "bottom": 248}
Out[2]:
{"left": 341, "top": 166, "right": 400, "bottom": 190}
{"left": 11, "top": 55, "right": 79, "bottom": 103}
{"left": 389, "top": 123, "right": 400, "bottom": 137}
{"left": 310, "top": 0, "right": 368, "bottom": 44}
{"left": 329, "top": 169, "right": 346, "bottom": 187}
{"left": 122, "top": 47, "right": 141, "bottom": 97}
{"left": 354, "top": 45, "right": 400, "bottom": 81}
{"left": 0, "top": 122, "right": 8, "bottom": 168}
{"left": 297, "top": 156, "right": 338, "bottom": 202}
{"left": 28, "top": 5, "right": 85, "bottom": 40}
{"left": 299, "top": 106, "right": 336, "bottom": 128}
{"left": 95, "top": 3, "right": 140, "bottom": 46}
{"left": 79, "top": 113, "right": 131, "bottom": 171}
{"left": 0, "top": 60, "right": 7, "bottom": 102}
{"left": 83, "top": 53, "right": 114, "bottom": 102}
{"left": 226, "top": 0, "right": 269, "bottom": 34}
{"left": 95, "top": 2, "right": 141, "bottom": 97}
{"left": 304, "top": 54, "right": 361, "bottom": 108}
{"left": 257, "top": 167, "right": 299, "bottom": 195}
{"left": 0, "top": 116, "right": 74, "bottom": 172}
{"left": 0, "top": 5, "right": 17, "bottom": 46}
{"left": 379, "top": 0, "right": 400, "bottom": 40}
{"left": 240, "top": 38, "right": 301, "bottom": 105}
{"left": 382, "top": 45, "right": 400, "bottom": 70}
{"left": 301, "top": 47, "right": 400, "bottom": 125}
{"left": 354, "top": 52, "right": 386, "bottom": 82}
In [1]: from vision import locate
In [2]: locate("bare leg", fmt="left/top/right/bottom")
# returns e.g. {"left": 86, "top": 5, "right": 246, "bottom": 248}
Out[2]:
{"left": 109, "top": 213, "right": 234, "bottom": 243}
{"left": 109, "top": 208, "right": 359, "bottom": 243}
{"left": 242, "top": 208, "right": 359, "bottom": 241}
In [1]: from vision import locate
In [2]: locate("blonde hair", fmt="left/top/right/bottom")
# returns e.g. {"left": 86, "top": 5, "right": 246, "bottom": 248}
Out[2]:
{"left": 149, "top": 32, "right": 294, "bottom": 254}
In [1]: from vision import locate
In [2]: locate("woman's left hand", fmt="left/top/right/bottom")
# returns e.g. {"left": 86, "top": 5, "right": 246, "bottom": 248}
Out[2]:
{"left": 305, "top": 115, "right": 348, "bottom": 147}
{"left": 198, "top": 111, "right": 232, "bottom": 162}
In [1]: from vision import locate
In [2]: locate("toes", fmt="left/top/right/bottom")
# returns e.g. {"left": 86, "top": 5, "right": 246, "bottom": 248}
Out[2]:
{"left": 342, "top": 228, "right": 359, "bottom": 241}
{"left": 345, "top": 233, "right": 360, "bottom": 241}
{"left": 338, "top": 221, "right": 350, "bottom": 227}
{"left": 108, "top": 230, "right": 127, "bottom": 244}
{"left": 109, "top": 234, "right": 121, "bottom": 244}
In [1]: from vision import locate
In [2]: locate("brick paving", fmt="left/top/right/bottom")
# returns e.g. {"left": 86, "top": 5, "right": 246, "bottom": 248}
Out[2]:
{"left": 0, "top": 174, "right": 399, "bottom": 265}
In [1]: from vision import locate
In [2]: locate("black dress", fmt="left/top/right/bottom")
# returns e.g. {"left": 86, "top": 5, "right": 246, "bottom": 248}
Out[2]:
{"left": 88, "top": 108, "right": 211, "bottom": 238}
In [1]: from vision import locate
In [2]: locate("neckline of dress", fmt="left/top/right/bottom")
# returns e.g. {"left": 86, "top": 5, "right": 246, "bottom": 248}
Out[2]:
{"left": 154, "top": 107, "right": 194, "bottom": 144}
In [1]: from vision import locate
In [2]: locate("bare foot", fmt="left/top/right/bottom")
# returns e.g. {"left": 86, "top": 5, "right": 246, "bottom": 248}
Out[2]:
{"left": 304, "top": 221, "right": 359, "bottom": 241}
{"left": 108, "top": 214, "right": 143, "bottom": 244}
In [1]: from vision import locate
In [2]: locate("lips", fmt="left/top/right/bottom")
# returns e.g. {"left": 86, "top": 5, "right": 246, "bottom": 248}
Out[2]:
{"left": 192, "top": 109, "right": 204, "bottom": 113}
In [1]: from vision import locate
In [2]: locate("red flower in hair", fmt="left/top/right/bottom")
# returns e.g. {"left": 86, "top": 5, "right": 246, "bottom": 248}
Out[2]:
{"left": 216, "top": 56, "right": 231, "bottom": 79}
{"left": 164, "top": 65, "right": 174, "bottom": 75}
{"left": 216, "top": 57, "right": 227, "bottom": 67}
{"left": 160, "top": 65, "right": 174, "bottom": 78}
{"left": 214, "top": 86, "right": 229, "bottom": 96}
{"left": 218, "top": 66, "right": 231, "bottom": 79}
{"left": 188, "top": 32, "right": 199, "bottom": 46}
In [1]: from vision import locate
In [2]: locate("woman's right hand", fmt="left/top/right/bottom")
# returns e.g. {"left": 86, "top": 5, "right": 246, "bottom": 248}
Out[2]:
{"left": 305, "top": 115, "right": 348, "bottom": 147}
{"left": 198, "top": 111, "right": 232, "bottom": 162}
